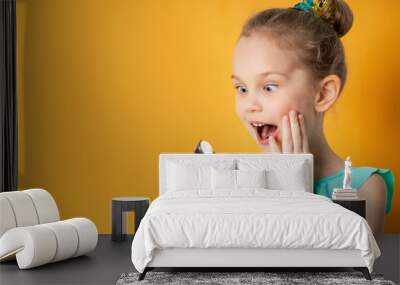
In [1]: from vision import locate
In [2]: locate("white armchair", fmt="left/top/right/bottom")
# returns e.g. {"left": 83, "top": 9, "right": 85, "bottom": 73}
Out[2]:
{"left": 0, "top": 188, "right": 98, "bottom": 269}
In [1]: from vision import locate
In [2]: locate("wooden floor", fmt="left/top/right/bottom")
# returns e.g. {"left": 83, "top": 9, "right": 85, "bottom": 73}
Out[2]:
{"left": 0, "top": 234, "right": 398, "bottom": 285}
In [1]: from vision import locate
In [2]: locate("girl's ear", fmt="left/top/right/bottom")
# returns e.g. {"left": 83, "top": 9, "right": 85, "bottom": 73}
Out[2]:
{"left": 313, "top": 74, "right": 341, "bottom": 113}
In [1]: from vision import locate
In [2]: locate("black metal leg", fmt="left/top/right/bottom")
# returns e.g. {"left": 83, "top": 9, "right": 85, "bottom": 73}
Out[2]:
{"left": 354, "top": 267, "right": 371, "bottom": 280}
{"left": 138, "top": 267, "right": 148, "bottom": 281}
{"left": 362, "top": 268, "right": 372, "bottom": 280}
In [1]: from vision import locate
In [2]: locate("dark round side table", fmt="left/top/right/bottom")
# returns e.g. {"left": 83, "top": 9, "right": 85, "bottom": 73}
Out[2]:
{"left": 111, "top": 197, "right": 150, "bottom": 242}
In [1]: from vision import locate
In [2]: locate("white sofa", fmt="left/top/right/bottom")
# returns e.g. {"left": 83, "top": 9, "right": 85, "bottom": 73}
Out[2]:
{"left": 0, "top": 188, "right": 98, "bottom": 269}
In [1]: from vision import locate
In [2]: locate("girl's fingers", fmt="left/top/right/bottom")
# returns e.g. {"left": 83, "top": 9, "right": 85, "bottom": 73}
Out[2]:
{"left": 289, "top": 110, "right": 302, "bottom": 153}
{"left": 268, "top": 135, "right": 281, "bottom": 153}
{"left": 298, "top": 114, "right": 310, "bottom": 153}
{"left": 282, "top": 115, "right": 293, "bottom": 153}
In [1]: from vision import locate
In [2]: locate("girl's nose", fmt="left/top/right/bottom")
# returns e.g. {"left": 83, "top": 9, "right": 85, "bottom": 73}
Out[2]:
{"left": 246, "top": 93, "right": 262, "bottom": 113}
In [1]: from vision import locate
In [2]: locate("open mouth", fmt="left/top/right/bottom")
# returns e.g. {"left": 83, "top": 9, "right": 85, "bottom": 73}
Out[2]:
{"left": 250, "top": 122, "right": 279, "bottom": 145}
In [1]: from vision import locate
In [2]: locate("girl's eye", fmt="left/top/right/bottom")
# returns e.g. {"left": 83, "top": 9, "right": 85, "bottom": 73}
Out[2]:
{"left": 234, "top": 84, "right": 277, "bottom": 94}
{"left": 264, "top": 84, "right": 278, "bottom": 93}
{"left": 235, "top": 85, "right": 247, "bottom": 94}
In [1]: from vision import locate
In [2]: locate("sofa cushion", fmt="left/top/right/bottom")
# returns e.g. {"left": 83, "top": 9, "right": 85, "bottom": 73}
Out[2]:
{"left": 0, "top": 218, "right": 97, "bottom": 269}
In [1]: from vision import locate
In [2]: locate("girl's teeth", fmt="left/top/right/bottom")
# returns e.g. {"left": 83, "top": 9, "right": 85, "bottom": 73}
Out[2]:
{"left": 252, "top": 123, "right": 265, "bottom": 127}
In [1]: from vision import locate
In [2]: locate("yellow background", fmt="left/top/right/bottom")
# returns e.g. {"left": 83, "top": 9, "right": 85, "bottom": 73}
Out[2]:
{"left": 16, "top": 0, "right": 399, "bottom": 233}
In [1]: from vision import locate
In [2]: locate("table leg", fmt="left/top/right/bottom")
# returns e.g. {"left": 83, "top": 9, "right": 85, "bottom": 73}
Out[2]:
{"left": 112, "top": 202, "right": 126, "bottom": 241}
{"left": 134, "top": 201, "right": 149, "bottom": 235}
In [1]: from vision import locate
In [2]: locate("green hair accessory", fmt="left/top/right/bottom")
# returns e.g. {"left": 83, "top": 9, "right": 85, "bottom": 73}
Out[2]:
{"left": 293, "top": 0, "right": 330, "bottom": 16}
{"left": 293, "top": 0, "right": 314, "bottom": 12}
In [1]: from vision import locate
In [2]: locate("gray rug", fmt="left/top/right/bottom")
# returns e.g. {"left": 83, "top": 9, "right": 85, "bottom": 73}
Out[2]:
{"left": 116, "top": 271, "right": 397, "bottom": 285}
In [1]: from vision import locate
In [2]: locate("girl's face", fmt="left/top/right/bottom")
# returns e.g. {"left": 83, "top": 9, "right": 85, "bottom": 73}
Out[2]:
{"left": 232, "top": 33, "right": 316, "bottom": 151}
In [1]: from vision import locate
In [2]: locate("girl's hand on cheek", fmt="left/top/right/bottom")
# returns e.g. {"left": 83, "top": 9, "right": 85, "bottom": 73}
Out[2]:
{"left": 269, "top": 110, "right": 310, "bottom": 153}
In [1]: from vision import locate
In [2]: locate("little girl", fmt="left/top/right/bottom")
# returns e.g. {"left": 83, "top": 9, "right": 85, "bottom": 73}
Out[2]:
{"left": 231, "top": 0, "right": 394, "bottom": 236}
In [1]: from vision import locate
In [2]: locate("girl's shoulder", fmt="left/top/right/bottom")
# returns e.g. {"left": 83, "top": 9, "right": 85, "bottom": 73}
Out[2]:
{"left": 354, "top": 167, "right": 394, "bottom": 214}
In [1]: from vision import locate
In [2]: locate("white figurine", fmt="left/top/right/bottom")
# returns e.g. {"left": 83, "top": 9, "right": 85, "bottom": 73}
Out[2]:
{"left": 342, "top": 156, "right": 352, "bottom": 190}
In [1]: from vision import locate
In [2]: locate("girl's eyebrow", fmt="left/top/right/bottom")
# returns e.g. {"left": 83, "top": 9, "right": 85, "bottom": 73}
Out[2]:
{"left": 259, "top": 71, "right": 288, "bottom": 79}
{"left": 231, "top": 71, "right": 288, "bottom": 81}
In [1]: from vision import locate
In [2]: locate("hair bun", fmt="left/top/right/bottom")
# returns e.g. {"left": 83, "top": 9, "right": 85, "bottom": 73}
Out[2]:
{"left": 316, "top": 0, "right": 353, "bottom": 37}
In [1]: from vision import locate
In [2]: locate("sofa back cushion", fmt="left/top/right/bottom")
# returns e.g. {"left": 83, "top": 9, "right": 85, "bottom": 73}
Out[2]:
{"left": 0, "top": 189, "right": 60, "bottom": 238}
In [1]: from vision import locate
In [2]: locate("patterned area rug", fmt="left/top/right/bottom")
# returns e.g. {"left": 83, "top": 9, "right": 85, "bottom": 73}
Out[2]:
{"left": 116, "top": 271, "right": 397, "bottom": 285}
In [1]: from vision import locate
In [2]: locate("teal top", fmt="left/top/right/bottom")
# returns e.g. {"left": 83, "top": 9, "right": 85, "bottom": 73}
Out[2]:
{"left": 314, "top": 167, "right": 395, "bottom": 214}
